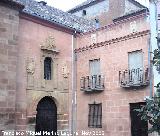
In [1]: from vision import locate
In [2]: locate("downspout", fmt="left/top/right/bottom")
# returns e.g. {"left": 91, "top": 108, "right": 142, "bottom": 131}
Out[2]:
{"left": 71, "top": 30, "right": 77, "bottom": 135}
{"left": 148, "top": 32, "right": 153, "bottom": 97}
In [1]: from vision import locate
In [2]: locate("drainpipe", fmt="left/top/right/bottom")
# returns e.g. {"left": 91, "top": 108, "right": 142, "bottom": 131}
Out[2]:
{"left": 71, "top": 30, "right": 77, "bottom": 135}
{"left": 148, "top": 33, "right": 153, "bottom": 97}
{"left": 149, "top": 0, "right": 159, "bottom": 96}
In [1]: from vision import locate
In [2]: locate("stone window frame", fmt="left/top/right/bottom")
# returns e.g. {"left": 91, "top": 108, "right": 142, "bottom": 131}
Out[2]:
{"left": 40, "top": 51, "right": 58, "bottom": 89}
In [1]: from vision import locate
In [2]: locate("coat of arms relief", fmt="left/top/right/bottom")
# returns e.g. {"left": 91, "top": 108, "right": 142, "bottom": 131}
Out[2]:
{"left": 40, "top": 36, "right": 59, "bottom": 53}
{"left": 26, "top": 58, "right": 35, "bottom": 75}
{"left": 26, "top": 58, "right": 35, "bottom": 89}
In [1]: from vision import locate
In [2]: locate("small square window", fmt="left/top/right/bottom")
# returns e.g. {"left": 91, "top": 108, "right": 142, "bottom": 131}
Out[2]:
{"left": 88, "top": 103, "right": 102, "bottom": 128}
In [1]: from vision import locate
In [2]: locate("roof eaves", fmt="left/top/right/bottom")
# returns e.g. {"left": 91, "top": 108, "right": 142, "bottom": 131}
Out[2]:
{"left": 0, "top": 0, "right": 24, "bottom": 10}
{"left": 128, "top": 0, "right": 146, "bottom": 8}
{"left": 14, "top": 0, "right": 96, "bottom": 33}
{"left": 21, "top": 11, "right": 82, "bottom": 33}
{"left": 113, "top": 8, "right": 148, "bottom": 22}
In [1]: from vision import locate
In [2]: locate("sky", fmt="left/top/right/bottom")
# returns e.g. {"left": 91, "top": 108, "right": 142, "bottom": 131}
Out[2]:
{"left": 36, "top": 0, "right": 149, "bottom": 11}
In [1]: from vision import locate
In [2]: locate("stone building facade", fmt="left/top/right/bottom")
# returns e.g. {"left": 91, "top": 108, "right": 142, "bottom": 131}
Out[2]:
{"left": 0, "top": 0, "right": 152, "bottom": 136}
{"left": 0, "top": 0, "right": 24, "bottom": 132}
{"left": 17, "top": 14, "right": 73, "bottom": 131}
{"left": 0, "top": 0, "right": 96, "bottom": 133}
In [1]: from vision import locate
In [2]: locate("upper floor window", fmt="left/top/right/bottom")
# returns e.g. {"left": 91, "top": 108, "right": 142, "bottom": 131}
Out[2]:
{"left": 88, "top": 103, "right": 102, "bottom": 128}
{"left": 44, "top": 57, "right": 52, "bottom": 80}
{"left": 89, "top": 59, "right": 100, "bottom": 76}
{"left": 82, "top": 10, "right": 87, "bottom": 16}
{"left": 80, "top": 59, "right": 104, "bottom": 92}
{"left": 128, "top": 50, "right": 143, "bottom": 69}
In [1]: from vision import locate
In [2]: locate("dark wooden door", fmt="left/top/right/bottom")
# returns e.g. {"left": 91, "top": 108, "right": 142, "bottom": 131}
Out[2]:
{"left": 130, "top": 102, "right": 148, "bottom": 136}
{"left": 35, "top": 97, "right": 57, "bottom": 135}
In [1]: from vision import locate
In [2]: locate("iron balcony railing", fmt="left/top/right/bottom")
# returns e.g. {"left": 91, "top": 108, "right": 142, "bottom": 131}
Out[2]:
{"left": 80, "top": 75, "right": 105, "bottom": 92}
{"left": 119, "top": 67, "right": 149, "bottom": 88}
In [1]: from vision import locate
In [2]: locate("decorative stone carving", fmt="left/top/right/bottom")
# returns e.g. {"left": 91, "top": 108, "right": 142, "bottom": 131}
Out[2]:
{"left": 62, "top": 64, "right": 69, "bottom": 78}
{"left": 26, "top": 58, "right": 35, "bottom": 75}
{"left": 26, "top": 58, "right": 35, "bottom": 89}
{"left": 91, "top": 33, "right": 97, "bottom": 44}
{"left": 40, "top": 36, "right": 59, "bottom": 53}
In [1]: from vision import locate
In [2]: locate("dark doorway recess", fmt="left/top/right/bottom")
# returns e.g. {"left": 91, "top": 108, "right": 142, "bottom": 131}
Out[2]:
{"left": 130, "top": 102, "right": 148, "bottom": 136}
{"left": 35, "top": 97, "right": 57, "bottom": 135}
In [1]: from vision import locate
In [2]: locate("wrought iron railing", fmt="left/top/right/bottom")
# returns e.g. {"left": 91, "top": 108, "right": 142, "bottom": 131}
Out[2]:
{"left": 80, "top": 75, "right": 105, "bottom": 92}
{"left": 119, "top": 67, "right": 149, "bottom": 88}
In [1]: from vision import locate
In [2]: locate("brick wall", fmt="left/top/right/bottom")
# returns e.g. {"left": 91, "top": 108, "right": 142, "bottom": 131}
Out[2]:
{"left": 75, "top": 15, "right": 150, "bottom": 136}
{"left": 0, "top": 4, "right": 20, "bottom": 131}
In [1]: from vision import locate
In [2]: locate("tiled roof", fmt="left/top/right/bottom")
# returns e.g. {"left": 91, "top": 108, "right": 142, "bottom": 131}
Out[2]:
{"left": 68, "top": 0, "right": 146, "bottom": 13}
{"left": 0, "top": 0, "right": 24, "bottom": 10}
{"left": 13, "top": 0, "right": 96, "bottom": 32}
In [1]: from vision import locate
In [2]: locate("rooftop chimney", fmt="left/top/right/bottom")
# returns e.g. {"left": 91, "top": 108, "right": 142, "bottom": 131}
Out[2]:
{"left": 38, "top": 1, "right": 47, "bottom": 6}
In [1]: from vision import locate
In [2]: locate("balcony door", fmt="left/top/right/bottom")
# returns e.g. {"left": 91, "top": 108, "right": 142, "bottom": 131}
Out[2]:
{"left": 128, "top": 50, "right": 143, "bottom": 85}
{"left": 89, "top": 59, "right": 100, "bottom": 76}
{"left": 89, "top": 59, "right": 100, "bottom": 88}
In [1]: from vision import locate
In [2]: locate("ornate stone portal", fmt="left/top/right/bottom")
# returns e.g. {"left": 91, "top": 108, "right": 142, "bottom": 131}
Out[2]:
{"left": 27, "top": 35, "right": 69, "bottom": 131}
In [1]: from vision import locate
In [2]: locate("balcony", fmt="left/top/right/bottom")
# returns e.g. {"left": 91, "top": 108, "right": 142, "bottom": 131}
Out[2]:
{"left": 119, "top": 67, "right": 149, "bottom": 88}
{"left": 80, "top": 75, "right": 105, "bottom": 92}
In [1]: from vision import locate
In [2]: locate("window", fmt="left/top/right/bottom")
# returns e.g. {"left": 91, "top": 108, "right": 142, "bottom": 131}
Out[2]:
{"left": 44, "top": 57, "right": 52, "bottom": 80}
{"left": 128, "top": 50, "right": 143, "bottom": 84}
{"left": 82, "top": 10, "right": 86, "bottom": 16}
{"left": 128, "top": 50, "right": 143, "bottom": 69}
{"left": 89, "top": 59, "right": 100, "bottom": 76}
{"left": 88, "top": 103, "right": 102, "bottom": 128}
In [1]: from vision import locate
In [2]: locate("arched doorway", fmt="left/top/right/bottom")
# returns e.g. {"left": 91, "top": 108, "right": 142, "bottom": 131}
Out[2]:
{"left": 35, "top": 97, "right": 57, "bottom": 135}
